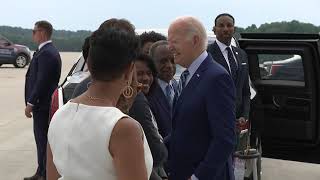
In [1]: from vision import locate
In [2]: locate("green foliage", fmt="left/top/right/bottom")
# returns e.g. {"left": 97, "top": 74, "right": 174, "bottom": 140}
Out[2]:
{"left": 238, "top": 20, "right": 320, "bottom": 33}
{"left": 0, "top": 26, "right": 91, "bottom": 51}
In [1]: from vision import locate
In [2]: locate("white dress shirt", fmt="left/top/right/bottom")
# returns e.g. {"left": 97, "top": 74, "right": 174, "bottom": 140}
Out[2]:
{"left": 38, "top": 40, "right": 52, "bottom": 50}
{"left": 215, "top": 39, "right": 238, "bottom": 73}
{"left": 184, "top": 50, "right": 208, "bottom": 86}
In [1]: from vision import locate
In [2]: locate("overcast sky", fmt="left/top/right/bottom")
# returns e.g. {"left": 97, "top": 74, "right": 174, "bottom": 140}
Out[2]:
{"left": 2, "top": 0, "right": 320, "bottom": 31}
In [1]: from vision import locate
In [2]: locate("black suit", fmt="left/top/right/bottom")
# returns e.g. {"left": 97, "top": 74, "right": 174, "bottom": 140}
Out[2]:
{"left": 25, "top": 42, "right": 61, "bottom": 177}
{"left": 129, "top": 92, "right": 168, "bottom": 179}
{"left": 207, "top": 42, "right": 250, "bottom": 119}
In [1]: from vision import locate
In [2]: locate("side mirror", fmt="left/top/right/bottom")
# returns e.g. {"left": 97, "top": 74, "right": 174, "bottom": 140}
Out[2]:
{"left": 4, "top": 42, "right": 11, "bottom": 46}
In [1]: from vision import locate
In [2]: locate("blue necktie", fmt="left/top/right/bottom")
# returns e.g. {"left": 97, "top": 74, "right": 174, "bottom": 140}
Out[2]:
{"left": 226, "top": 47, "right": 238, "bottom": 81}
{"left": 177, "top": 70, "right": 189, "bottom": 97}
{"left": 165, "top": 84, "right": 173, "bottom": 107}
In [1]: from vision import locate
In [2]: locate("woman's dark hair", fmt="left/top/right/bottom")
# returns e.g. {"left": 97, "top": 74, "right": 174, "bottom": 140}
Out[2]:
{"left": 82, "top": 36, "right": 91, "bottom": 61}
{"left": 98, "top": 18, "right": 136, "bottom": 35}
{"left": 139, "top": 31, "right": 166, "bottom": 47}
{"left": 88, "top": 27, "right": 140, "bottom": 81}
{"left": 136, "top": 54, "right": 157, "bottom": 77}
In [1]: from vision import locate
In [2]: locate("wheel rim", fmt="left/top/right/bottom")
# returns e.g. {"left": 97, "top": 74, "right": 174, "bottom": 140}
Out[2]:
{"left": 16, "top": 55, "right": 27, "bottom": 67}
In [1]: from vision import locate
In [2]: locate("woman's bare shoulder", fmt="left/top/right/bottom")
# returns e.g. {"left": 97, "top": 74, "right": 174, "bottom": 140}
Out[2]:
{"left": 112, "top": 117, "right": 142, "bottom": 138}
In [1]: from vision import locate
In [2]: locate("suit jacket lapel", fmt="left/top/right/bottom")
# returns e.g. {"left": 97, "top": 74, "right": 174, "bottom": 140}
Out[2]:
{"left": 211, "top": 42, "right": 231, "bottom": 74}
{"left": 26, "top": 48, "right": 41, "bottom": 76}
{"left": 154, "top": 83, "right": 171, "bottom": 115}
{"left": 173, "top": 55, "right": 212, "bottom": 117}
{"left": 26, "top": 42, "right": 53, "bottom": 77}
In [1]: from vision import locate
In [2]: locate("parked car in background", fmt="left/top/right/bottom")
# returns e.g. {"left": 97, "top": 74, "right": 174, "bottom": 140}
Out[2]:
{"left": 259, "top": 54, "right": 304, "bottom": 81}
{"left": 0, "top": 35, "right": 31, "bottom": 68}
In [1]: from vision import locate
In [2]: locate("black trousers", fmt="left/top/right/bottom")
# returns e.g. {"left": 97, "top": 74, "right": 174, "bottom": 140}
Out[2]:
{"left": 33, "top": 107, "right": 49, "bottom": 177}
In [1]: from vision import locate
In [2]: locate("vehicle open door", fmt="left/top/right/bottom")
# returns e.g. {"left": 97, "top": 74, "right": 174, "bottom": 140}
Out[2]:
{"left": 239, "top": 33, "right": 320, "bottom": 164}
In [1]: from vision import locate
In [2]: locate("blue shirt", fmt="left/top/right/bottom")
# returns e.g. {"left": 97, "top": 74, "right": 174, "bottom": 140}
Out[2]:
{"left": 185, "top": 51, "right": 208, "bottom": 86}
{"left": 157, "top": 78, "right": 174, "bottom": 95}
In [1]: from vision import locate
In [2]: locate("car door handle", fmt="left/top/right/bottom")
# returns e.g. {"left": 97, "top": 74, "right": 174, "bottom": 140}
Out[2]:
{"left": 272, "top": 96, "right": 281, "bottom": 108}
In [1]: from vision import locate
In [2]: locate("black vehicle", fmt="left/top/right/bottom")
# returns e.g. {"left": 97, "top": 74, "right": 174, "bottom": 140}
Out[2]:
{"left": 239, "top": 33, "right": 320, "bottom": 166}
{"left": 0, "top": 35, "right": 31, "bottom": 68}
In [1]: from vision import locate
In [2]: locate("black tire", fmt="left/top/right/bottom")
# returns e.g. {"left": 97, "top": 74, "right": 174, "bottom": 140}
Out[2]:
{"left": 14, "top": 54, "right": 28, "bottom": 68}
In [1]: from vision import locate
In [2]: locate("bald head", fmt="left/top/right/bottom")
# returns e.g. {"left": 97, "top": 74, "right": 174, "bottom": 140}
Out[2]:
{"left": 168, "top": 16, "right": 207, "bottom": 68}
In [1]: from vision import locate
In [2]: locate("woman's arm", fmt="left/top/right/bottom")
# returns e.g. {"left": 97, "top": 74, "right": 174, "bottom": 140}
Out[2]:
{"left": 46, "top": 143, "right": 61, "bottom": 180}
{"left": 109, "top": 117, "right": 149, "bottom": 180}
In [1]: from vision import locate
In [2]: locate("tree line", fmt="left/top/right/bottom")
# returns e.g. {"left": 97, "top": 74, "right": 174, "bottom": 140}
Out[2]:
{"left": 0, "top": 26, "right": 91, "bottom": 51}
{"left": 1, "top": 20, "right": 319, "bottom": 52}
{"left": 234, "top": 20, "right": 320, "bottom": 39}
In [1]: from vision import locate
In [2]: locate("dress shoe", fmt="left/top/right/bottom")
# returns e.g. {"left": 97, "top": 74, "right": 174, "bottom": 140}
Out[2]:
{"left": 23, "top": 174, "right": 41, "bottom": 180}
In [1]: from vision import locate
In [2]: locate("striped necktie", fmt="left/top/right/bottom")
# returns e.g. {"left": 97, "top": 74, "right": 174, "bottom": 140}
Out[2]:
{"left": 177, "top": 70, "right": 189, "bottom": 96}
{"left": 165, "top": 84, "right": 173, "bottom": 107}
{"left": 226, "top": 47, "right": 238, "bottom": 81}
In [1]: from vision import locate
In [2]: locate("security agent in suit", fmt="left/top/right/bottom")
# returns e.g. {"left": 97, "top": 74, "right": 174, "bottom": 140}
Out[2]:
{"left": 147, "top": 40, "right": 177, "bottom": 138}
{"left": 207, "top": 13, "right": 251, "bottom": 131}
{"left": 167, "top": 16, "right": 236, "bottom": 180}
{"left": 24, "top": 20, "right": 61, "bottom": 180}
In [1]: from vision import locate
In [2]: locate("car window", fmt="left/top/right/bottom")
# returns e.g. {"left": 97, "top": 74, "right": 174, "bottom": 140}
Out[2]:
{"left": 258, "top": 54, "right": 304, "bottom": 81}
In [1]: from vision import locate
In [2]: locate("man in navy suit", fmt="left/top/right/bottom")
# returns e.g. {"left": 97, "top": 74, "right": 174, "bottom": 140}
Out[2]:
{"left": 207, "top": 13, "right": 250, "bottom": 143}
{"left": 148, "top": 40, "right": 177, "bottom": 138}
{"left": 167, "top": 16, "right": 236, "bottom": 180}
{"left": 24, "top": 20, "right": 61, "bottom": 180}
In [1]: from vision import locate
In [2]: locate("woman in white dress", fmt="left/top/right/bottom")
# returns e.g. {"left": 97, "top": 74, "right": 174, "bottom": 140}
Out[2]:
{"left": 46, "top": 19, "right": 153, "bottom": 180}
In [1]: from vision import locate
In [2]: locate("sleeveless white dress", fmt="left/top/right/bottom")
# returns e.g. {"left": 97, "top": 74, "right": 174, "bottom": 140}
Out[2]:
{"left": 48, "top": 102, "right": 153, "bottom": 180}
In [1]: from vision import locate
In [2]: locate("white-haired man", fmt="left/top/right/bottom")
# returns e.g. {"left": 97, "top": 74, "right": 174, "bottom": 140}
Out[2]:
{"left": 167, "top": 16, "right": 236, "bottom": 180}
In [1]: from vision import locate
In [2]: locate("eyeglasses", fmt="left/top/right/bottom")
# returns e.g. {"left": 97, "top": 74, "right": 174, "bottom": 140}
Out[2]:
{"left": 32, "top": 29, "right": 43, "bottom": 34}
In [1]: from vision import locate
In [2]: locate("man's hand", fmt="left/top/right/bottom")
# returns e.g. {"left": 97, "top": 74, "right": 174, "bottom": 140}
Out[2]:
{"left": 25, "top": 104, "right": 33, "bottom": 118}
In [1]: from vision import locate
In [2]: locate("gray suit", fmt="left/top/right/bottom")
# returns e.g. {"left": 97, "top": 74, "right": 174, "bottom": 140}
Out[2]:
{"left": 207, "top": 42, "right": 250, "bottom": 119}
